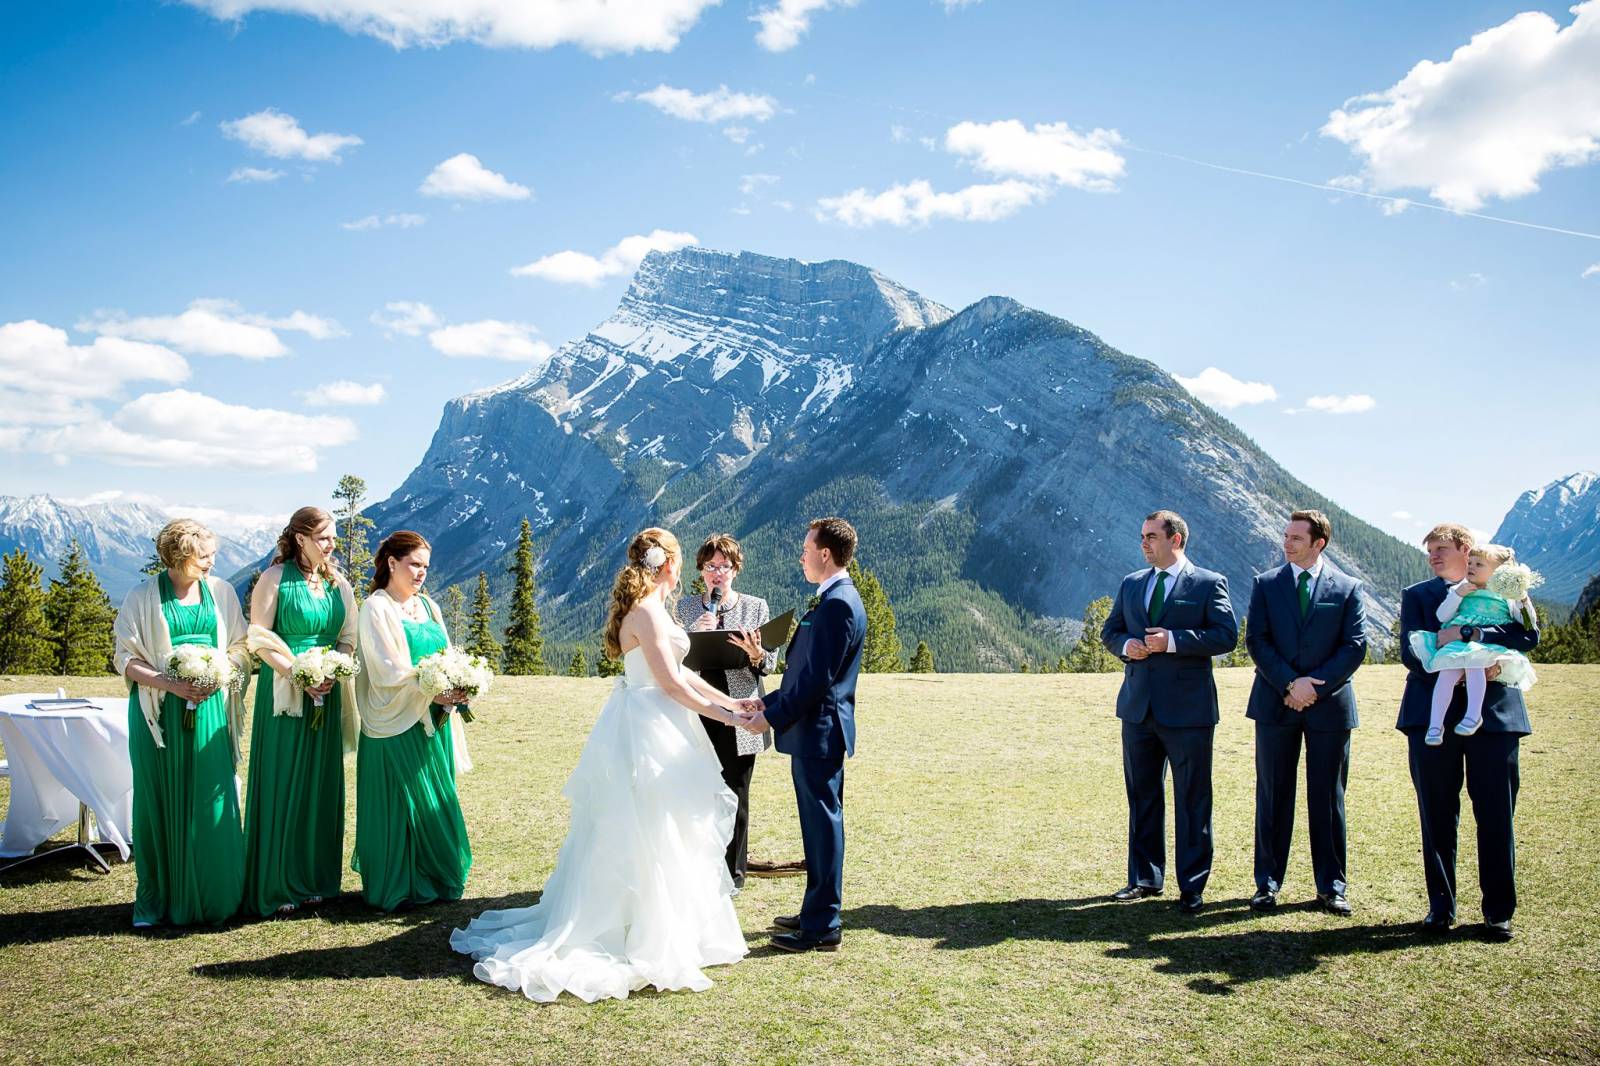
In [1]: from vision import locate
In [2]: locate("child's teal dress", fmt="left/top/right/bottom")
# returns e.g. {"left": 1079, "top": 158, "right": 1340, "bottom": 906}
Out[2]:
{"left": 1408, "top": 588, "right": 1536, "bottom": 690}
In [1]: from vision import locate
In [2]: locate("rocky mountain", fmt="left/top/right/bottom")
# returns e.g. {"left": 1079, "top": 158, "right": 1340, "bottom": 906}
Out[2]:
{"left": 359, "top": 247, "right": 1427, "bottom": 670}
{"left": 0, "top": 495, "right": 274, "bottom": 600}
{"left": 1492, "top": 471, "right": 1600, "bottom": 604}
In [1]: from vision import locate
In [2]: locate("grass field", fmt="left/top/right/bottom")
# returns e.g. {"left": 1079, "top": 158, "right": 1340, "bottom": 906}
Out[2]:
{"left": 1, "top": 666, "right": 1597, "bottom": 1064}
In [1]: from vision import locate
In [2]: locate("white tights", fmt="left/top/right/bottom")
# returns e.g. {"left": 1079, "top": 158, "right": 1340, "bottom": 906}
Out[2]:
{"left": 1429, "top": 667, "right": 1487, "bottom": 734}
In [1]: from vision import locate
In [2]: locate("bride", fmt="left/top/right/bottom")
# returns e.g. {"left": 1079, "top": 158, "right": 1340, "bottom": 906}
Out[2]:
{"left": 450, "top": 528, "right": 754, "bottom": 1002}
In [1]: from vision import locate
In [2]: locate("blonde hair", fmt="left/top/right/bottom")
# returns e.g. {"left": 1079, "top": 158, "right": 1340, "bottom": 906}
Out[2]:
{"left": 602, "top": 528, "right": 681, "bottom": 659}
{"left": 155, "top": 518, "right": 217, "bottom": 570}
{"left": 1423, "top": 523, "right": 1474, "bottom": 550}
{"left": 1470, "top": 543, "right": 1515, "bottom": 566}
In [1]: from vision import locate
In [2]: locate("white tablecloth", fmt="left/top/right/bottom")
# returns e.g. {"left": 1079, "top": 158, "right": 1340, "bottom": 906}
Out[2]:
{"left": 0, "top": 692, "right": 132, "bottom": 859}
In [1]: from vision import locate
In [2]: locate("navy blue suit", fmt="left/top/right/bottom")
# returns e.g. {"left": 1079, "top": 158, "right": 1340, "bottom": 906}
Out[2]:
{"left": 1397, "top": 576, "right": 1537, "bottom": 923}
{"left": 1244, "top": 562, "right": 1367, "bottom": 897}
{"left": 762, "top": 575, "right": 865, "bottom": 934}
{"left": 1101, "top": 561, "right": 1237, "bottom": 896}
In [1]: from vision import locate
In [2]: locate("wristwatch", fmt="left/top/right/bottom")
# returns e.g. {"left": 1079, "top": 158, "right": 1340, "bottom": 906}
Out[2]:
{"left": 1460, "top": 625, "right": 1480, "bottom": 642}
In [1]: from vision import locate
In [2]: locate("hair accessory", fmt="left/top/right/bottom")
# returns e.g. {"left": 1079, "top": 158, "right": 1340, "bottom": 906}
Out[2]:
{"left": 642, "top": 545, "right": 667, "bottom": 571}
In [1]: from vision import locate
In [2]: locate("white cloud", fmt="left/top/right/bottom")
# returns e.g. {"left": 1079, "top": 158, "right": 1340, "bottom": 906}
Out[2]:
{"left": 722, "top": 126, "right": 752, "bottom": 144}
{"left": 773, "top": 199, "right": 795, "bottom": 212}
{"left": 0, "top": 321, "right": 189, "bottom": 420}
{"left": 1583, "top": 263, "right": 1600, "bottom": 278}
{"left": 30, "top": 389, "right": 358, "bottom": 473}
{"left": 511, "top": 229, "right": 699, "bottom": 285}
{"left": 220, "top": 108, "right": 362, "bottom": 163}
{"left": 181, "top": 0, "right": 720, "bottom": 54}
{"left": 1391, "top": 510, "right": 1413, "bottom": 520}
{"left": 625, "top": 84, "right": 779, "bottom": 124}
{"left": 816, "top": 179, "right": 1046, "bottom": 228}
{"left": 419, "top": 153, "right": 531, "bottom": 201}
{"left": 370, "top": 301, "right": 440, "bottom": 337}
{"left": 740, "top": 173, "right": 781, "bottom": 196}
{"left": 1304, "top": 394, "right": 1377, "bottom": 415}
{"left": 1321, "top": 2, "right": 1600, "bottom": 210}
{"left": 754, "top": 0, "right": 857, "bottom": 52}
{"left": 227, "top": 166, "right": 283, "bottom": 183}
{"left": 59, "top": 490, "right": 279, "bottom": 539}
{"left": 942, "top": 0, "right": 982, "bottom": 9}
{"left": 428, "top": 320, "right": 553, "bottom": 364}
{"left": 302, "top": 380, "right": 387, "bottom": 406}
{"left": 890, "top": 124, "right": 910, "bottom": 144}
{"left": 1450, "top": 272, "right": 1488, "bottom": 289}
{"left": 342, "top": 212, "right": 427, "bottom": 231}
{"left": 945, "top": 119, "right": 1126, "bottom": 191}
{"left": 80, "top": 299, "right": 343, "bottom": 359}
{"left": 1174, "top": 367, "right": 1279, "bottom": 409}
{"left": 181, "top": 110, "right": 202, "bottom": 126}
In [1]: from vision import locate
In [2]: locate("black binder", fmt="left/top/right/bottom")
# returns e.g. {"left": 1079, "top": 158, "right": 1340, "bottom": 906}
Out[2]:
{"left": 682, "top": 609, "right": 796, "bottom": 672}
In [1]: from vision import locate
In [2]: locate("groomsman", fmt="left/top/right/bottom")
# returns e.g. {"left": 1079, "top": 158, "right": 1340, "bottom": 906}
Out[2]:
{"left": 1399, "top": 523, "right": 1537, "bottom": 941}
{"left": 1102, "top": 511, "right": 1238, "bottom": 914}
{"left": 1244, "top": 510, "right": 1367, "bottom": 915}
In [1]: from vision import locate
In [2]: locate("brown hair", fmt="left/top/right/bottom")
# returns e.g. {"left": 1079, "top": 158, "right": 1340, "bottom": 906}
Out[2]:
{"left": 695, "top": 533, "right": 745, "bottom": 572}
{"left": 602, "top": 528, "right": 683, "bottom": 659}
{"left": 155, "top": 518, "right": 217, "bottom": 570}
{"left": 272, "top": 506, "right": 340, "bottom": 581}
{"left": 808, "top": 517, "right": 857, "bottom": 568}
{"left": 1289, "top": 509, "right": 1332, "bottom": 548}
{"left": 1470, "top": 543, "right": 1515, "bottom": 566}
{"left": 370, "top": 530, "right": 431, "bottom": 594}
{"left": 1144, "top": 510, "right": 1189, "bottom": 548}
{"left": 1423, "top": 523, "right": 1474, "bottom": 551}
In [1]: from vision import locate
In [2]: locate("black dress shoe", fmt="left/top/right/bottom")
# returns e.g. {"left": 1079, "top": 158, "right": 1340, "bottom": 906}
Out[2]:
{"left": 770, "top": 930, "right": 841, "bottom": 953}
{"left": 1484, "top": 919, "right": 1514, "bottom": 942}
{"left": 1177, "top": 893, "right": 1204, "bottom": 915}
{"left": 1249, "top": 888, "right": 1278, "bottom": 912}
{"left": 1317, "top": 892, "right": 1352, "bottom": 916}
{"left": 772, "top": 913, "right": 802, "bottom": 931}
{"left": 1420, "top": 910, "right": 1455, "bottom": 933}
{"left": 1111, "top": 884, "right": 1162, "bottom": 902}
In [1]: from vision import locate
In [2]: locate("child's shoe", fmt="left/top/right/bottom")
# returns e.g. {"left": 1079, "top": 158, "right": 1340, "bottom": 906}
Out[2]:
{"left": 1454, "top": 715, "right": 1483, "bottom": 737}
{"left": 1425, "top": 725, "right": 1445, "bottom": 746}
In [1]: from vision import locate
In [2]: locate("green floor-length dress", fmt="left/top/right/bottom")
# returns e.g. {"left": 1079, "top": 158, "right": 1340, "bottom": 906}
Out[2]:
{"left": 353, "top": 597, "right": 471, "bottom": 910}
{"left": 127, "top": 573, "right": 245, "bottom": 926}
{"left": 242, "top": 563, "right": 348, "bottom": 915}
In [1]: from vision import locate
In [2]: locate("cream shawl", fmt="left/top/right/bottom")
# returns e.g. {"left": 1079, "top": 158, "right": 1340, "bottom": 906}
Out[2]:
{"left": 113, "top": 574, "right": 251, "bottom": 763}
{"left": 245, "top": 564, "right": 361, "bottom": 754}
{"left": 355, "top": 589, "right": 471, "bottom": 775}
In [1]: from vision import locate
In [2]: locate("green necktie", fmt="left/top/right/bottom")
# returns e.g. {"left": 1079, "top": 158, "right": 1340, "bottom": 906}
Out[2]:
{"left": 1149, "top": 571, "right": 1168, "bottom": 621}
{"left": 1298, "top": 570, "right": 1311, "bottom": 617}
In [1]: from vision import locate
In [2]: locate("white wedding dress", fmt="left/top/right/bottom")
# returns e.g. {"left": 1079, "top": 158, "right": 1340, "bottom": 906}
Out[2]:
{"left": 450, "top": 627, "right": 748, "bottom": 1002}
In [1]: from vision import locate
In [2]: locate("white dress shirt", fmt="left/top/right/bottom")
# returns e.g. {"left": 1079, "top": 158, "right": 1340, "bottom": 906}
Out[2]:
{"left": 816, "top": 570, "right": 848, "bottom": 597}
{"left": 1126, "top": 557, "right": 1191, "bottom": 657}
{"left": 1289, "top": 557, "right": 1325, "bottom": 601}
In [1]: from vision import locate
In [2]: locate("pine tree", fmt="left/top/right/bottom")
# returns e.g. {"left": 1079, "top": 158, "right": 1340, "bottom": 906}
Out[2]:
{"left": 1220, "top": 618, "right": 1252, "bottom": 667}
{"left": 244, "top": 568, "right": 262, "bottom": 615}
{"left": 568, "top": 648, "right": 589, "bottom": 677}
{"left": 463, "top": 572, "right": 502, "bottom": 669}
{"left": 1067, "top": 596, "right": 1118, "bottom": 672}
{"left": 45, "top": 540, "right": 115, "bottom": 675}
{"left": 849, "top": 558, "right": 904, "bottom": 673}
{"left": 596, "top": 641, "right": 624, "bottom": 678}
{"left": 1055, "top": 655, "right": 1070, "bottom": 672}
{"left": 443, "top": 584, "right": 467, "bottom": 643}
{"left": 909, "top": 640, "right": 935, "bottom": 673}
{"left": 502, "top": 518, "right": 547, "bottom": 675}
{"left": 141, "top": 550, "right": 163, "bottom": 576}
{"left": 1019, "top": 660, "right": 1031, "bottom": 673}
{"left": 0, "top": 548, "right": 57, "bottom": 673}
{"left": 332, "top": 474, "right": 375, "bottom": 602}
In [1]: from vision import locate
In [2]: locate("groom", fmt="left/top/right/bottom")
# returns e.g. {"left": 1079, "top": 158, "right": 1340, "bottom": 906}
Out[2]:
{"left": 739, "top": 517, "right": 866, "bottom": 952}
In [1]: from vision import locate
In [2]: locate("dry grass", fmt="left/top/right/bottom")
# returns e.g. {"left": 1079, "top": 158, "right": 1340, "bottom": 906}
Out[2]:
{"left": 1, "top": 666, "right": 1597, "bottom": 1064}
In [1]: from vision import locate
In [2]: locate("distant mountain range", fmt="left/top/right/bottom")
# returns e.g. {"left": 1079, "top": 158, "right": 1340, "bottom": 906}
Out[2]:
{"left": 353, "top": 247, "right": 1428, "bottom": 669}
{"left": 0, "top": 494, "right": 274, "bottom": 601}
{"left": 1492, "top": 470, "right": 1600, "bottom": 604}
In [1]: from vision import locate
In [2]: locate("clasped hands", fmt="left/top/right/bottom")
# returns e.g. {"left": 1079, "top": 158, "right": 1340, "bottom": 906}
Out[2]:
{"left": 1125, "top": 627, "right": 1170, "bottom": 660}
{"left": 729, "top": 697, "right": 768, "bottom": 734}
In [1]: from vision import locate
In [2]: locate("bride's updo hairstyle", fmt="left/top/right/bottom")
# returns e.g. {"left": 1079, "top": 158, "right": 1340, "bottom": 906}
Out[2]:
{"left": 272, "top": 505, "right": 341, "bottom": 582}
{"left": 603, "top": 528, "right": 681, "bottom": 659}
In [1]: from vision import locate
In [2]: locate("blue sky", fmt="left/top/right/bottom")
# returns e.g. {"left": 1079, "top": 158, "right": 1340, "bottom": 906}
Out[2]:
{"left": 1, "top": 0, "right": 1595, "bottom": 545}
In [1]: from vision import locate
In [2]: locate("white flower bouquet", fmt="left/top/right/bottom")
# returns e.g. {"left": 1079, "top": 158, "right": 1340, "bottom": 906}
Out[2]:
{"left": 166, "top": 644, "right": 233, "bottom": 730}
{"left": 1488, "top": 562, "right": 1543, "bottom": 627}
{"left": 290, "top": 646, "right": 360, "bottom": 730}
{"left": 416, "top": 647, "right": 493, "bottom": 725}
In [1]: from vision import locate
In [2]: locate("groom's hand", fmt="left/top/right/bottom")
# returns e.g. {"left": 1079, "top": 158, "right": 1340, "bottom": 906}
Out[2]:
{"left": 739, "top": 709, "right": 769, "bottom": 734}
{"left": 1143, "top": 627, "right": 1170, "bottom": 654}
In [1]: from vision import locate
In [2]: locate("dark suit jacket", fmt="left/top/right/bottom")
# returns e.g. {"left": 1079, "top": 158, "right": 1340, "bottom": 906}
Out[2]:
{"left": 1101, "top": 562, "right": 1238, "bottom": 727}
{"left": 1395, "top": 576, "right": 1538, "bottom": 735}
{"left": 1245, "top": 562, "right": 1367, "bottom": 731}
{"left": 763, "top": 576, "right": 866, "bottom": 759}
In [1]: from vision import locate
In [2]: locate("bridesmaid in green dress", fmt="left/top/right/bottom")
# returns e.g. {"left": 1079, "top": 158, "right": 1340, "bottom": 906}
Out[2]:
{"left": 243, "top": 506, "right": 358, "bottom": 916}
{"left": 112, "top": 518, "right": 250, "bottom": 927}
{"left": 353, "top": 530, "right": 473, "bottom": 911}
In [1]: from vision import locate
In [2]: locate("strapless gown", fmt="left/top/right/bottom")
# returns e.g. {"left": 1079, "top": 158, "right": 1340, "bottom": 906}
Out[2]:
{"left": 450, "top": 629, "right": 747, "bottom": 1001}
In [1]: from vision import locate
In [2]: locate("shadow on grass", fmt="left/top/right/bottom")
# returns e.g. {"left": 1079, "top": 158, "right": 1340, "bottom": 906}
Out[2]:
{"left": 193, "top": 891, "right": 542, "bottom": 982}
{"left": 844, "top": 896, "right": 1424, "bottom": 994}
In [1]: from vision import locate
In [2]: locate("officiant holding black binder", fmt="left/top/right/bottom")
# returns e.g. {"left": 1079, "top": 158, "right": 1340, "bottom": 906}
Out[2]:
{"left": 674, "top": 533, "right": 789, "bottom": 889}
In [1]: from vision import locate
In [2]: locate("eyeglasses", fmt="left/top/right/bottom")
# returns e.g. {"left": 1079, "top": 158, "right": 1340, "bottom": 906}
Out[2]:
{"left": 703, "top": 564, "right": 735, "bottom": 574}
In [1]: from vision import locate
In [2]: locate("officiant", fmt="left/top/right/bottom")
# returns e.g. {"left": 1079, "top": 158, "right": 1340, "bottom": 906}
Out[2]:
{"left": 674, "top": 533, "right": 778, "bottom": 889}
